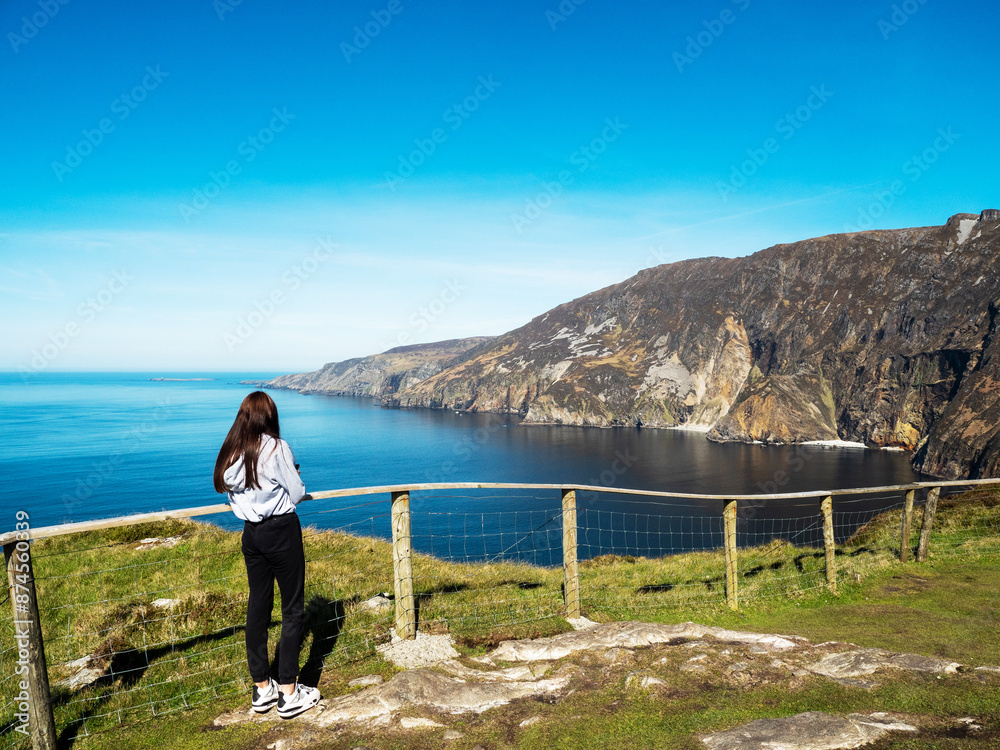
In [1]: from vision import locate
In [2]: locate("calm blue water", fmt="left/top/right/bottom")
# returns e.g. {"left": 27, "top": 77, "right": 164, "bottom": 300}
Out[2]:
{"left": 0, "top": 373, "right": 926, "bottom": 561}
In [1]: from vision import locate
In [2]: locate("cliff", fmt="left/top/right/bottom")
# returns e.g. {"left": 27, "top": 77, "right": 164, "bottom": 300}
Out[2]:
{"left": 386, "top": 211, "right": 1000, "bottom": 479}
{"left": 265, "top": 337, "right": 495, "bottom": 398}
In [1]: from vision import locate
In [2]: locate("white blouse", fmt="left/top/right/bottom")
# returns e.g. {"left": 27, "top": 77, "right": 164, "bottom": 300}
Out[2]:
{"left": 224, "top": 435, "right": 306, "bottom": 522}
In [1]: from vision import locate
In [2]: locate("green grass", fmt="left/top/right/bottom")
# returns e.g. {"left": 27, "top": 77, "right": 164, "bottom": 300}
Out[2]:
{"left": 1, "top": 490, "right": 999, "bottom": 749}
{"left": 710, "top": 558, "right": 1000, "bottom": 664}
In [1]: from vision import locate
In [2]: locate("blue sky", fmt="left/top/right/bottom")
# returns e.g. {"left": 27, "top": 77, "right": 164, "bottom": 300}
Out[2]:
{"left": 2, "top": 0, "right": 997, "bottom": 373}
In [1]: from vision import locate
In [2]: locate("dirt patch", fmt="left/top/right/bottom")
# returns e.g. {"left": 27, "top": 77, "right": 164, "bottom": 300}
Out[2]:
{"left": 454, "top": 621, "right": 572, "bottom": 652}
{"left": 879, "top": 574, "right": 933, "bottom": 596}
{"left": 865, "top": 714, "right": 998, "bottom": 749}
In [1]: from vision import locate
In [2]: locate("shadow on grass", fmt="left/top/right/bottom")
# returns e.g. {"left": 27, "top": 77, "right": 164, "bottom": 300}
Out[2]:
{"left": 743, "top": 561, "right": 785, "bottom": 578}
{"left": 791, "top": 546, "right": 876, "bottom": 572}
{"left": 296, "top": 595, "right": 352, "bottom": 688}
{"left": 411, "top": 583, "right": 473, "bottom": 629}
{"left": 55, "top": 594, "right": 361, "bottom": 747}
{"left": 0, "top": 721, "right": 18, "bottom": 744}
{"left": 636, "top": 547, "right": 885, "bottom": 594}
{"left": 637, "top": 575, "right": 725, "bottom": 594}
{"left": 53, "top": 625, "right": 247, "bottom": 749}
{"left": 638, "top": 583, "right": 674, "bottom": 594}
{"left": 499, "top": 580, "right": 544, "bottom": 590}
{"left": 419, "top": 582, "right": 471, "bottom": 596}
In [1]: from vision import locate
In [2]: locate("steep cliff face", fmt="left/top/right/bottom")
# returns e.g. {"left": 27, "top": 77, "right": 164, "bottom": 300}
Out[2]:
{"left": 388, "top": 211, "right": 1000, "bottom": 478}
{"left": 266, "top": 337, "right": 494, "bottom": 398}
{"left": 707, "top": 371, "right": 839, "bottom": 444}
{"left": 386, "top": 262, "right": 757, "bottom": 429}
{"left": 913, "top": 300, "right": 1000, "bottom": 478}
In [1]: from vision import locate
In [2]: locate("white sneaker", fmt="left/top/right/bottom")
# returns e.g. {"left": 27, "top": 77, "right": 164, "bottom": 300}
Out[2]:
{"left": 277, "top": 683, "right": 321, "bottom": 719}
{"left": 251, "top": 678, "right": 279, "bottom": 713}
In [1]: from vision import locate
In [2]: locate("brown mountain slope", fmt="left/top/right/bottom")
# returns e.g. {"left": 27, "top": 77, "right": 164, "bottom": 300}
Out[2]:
{"left": 387, "top": 211, "right": 1000, "bottom": 478}
{"left": 265, "top": 337, "right": 495, "bottom": 398}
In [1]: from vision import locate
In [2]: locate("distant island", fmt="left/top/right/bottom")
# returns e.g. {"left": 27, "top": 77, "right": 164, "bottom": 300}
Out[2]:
{"left": 148, "top": 378, "right": 216, "bottom": 382}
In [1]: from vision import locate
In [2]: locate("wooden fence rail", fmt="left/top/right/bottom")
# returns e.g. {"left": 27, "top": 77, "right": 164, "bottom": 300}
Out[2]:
{"left": 3, "top": 477, "right": 999, "bottom": 749}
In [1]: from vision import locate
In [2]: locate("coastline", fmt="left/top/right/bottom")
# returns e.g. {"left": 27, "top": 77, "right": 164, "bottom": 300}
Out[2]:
{"left": 149, "top": 377, "right": 216, "bottom": 382}
{"left": 801, "top": 439, "right": 868, "bottom": 449}
{"left": 246, "top": 383, "right": 912, "bottom": 454}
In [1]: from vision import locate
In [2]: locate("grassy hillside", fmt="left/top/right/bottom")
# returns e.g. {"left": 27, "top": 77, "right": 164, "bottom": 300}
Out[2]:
{"left": 1, "top": 489, "right": 998, "bottom": 749}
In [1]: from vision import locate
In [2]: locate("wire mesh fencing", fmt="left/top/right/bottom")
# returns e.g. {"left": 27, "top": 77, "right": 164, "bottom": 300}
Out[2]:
{"left": 1, "top": 521, "right": 248, "bottom": 749}
{"left": 0, "top": 495, "right": 399, "bottom": 749}
{"left": 2, "top": 480, "right": 999, "bottom": 749}
{"left": 405, "top": 491, "right": 566, "bottom": 639}
{"left": 577, "top": 494, "right": 728, "bottom": 616}
{"left": 0, "top": 590, "right": 19, "bottom": 748}
{"left": 917, "top": 487, "right": 1000, "bottom": 559}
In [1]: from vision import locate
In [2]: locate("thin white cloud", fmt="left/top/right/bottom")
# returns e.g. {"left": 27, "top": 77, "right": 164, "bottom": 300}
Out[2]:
{"left": 0, "top": 266, "right": 63, "bottom": 302}
{"left": 2, "top": 183, "right": 939, "bottom": 371}
{"left": 629, "top": 184, "right": 881, "bottom": 242}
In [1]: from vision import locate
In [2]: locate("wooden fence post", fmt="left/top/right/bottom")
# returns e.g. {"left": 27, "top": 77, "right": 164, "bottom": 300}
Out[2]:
{"left": 390, "top": 491, "right": 416, "bottom": 639}
{"left": 723, "top": 500, "right": 738, "bottom": 610}
{"left": 5, "top": 541, "right": 58, "bottom": 750}
{"left": 900, "top": 490, "right": 915, "bottom": 563}
{"left": 561, "top": 489, "right": 581, "bottom": 619}
{"left": 916, "top": 486, "right": 941, "bottom": 563}
{"left": 821, "top": 496, "right": 837, "bottom": 594}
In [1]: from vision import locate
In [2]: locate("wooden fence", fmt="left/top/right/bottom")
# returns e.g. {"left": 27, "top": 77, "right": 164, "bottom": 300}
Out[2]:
{"left": 3, "top": 478, "right": 998, "bottom": 750}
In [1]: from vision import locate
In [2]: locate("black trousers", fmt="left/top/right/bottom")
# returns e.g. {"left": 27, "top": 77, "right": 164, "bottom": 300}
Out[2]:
{"left": 241, "top": 512, "right": 305, "bottom": 685}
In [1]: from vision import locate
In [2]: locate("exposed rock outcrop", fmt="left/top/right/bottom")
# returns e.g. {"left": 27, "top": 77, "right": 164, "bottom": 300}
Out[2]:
{"left": 488, "top": 621, "right": 805, "bottom": 662}
{"left": 806, "top": 648, "right": 960, "bottom": 678}
{"left": 706, "top": 371, "right": 839, "bottom": 444}
{"left": 701, "top": 711, "right": 917, "bottom": 750}
{"left": 213, "top": 666, "right": 572, "bottom": 730}
{"left": 383, "top": 211, "right": 1000, "bottom": 478}
{"left": 212, "top": 619, "right": 994, "bottom": 746}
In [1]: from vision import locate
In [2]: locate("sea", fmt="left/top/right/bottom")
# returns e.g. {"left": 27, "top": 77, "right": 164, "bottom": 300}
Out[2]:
{"left": 0, "top": 373, "right": 927, "bottom": 563}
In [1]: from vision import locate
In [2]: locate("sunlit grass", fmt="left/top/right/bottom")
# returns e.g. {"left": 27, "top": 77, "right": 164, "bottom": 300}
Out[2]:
{"left": 0, "top": 488, "right": 997, "bottom": 748}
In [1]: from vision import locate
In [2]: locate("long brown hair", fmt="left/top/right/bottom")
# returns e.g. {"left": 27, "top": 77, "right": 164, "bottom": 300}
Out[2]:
{"left": 213, "top": 391, "right": 281, "bottom": 493}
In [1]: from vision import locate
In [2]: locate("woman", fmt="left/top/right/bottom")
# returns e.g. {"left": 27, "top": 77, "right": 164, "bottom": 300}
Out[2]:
{"left": 214, "top": 391, "right": 320, "bottom": 719}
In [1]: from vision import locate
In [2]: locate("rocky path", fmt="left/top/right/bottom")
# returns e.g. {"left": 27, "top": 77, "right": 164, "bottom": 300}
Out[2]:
{"left": 213, "top": 619, "right": 998, "bottom": 749}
